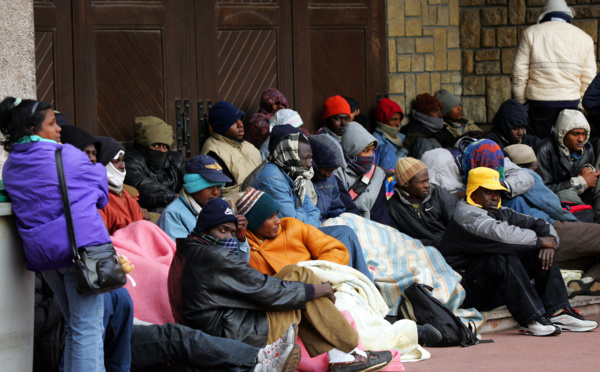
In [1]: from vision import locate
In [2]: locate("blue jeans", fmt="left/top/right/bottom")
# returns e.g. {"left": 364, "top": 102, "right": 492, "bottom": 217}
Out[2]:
{"left": 130, "top": 322, "right": 259, "bottom": 372}
{"left": 42, "top": 264, "right": 105, "bottom": 372}
{"left": 103, "top": 288, "right": 133, "bottom": 372}
{"left": 319, "top": 225, "right": 374, "bottom": 282}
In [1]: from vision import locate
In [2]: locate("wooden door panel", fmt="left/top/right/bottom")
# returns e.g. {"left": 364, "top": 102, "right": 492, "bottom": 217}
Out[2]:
{"left": 309, "top": 29, "right": 367, "bottom": 127}
{"left": 35, "top": 32, "right": 56, "bottom": 107}
{"left": 95, "top": 30, "right": 165, "bottom": 141}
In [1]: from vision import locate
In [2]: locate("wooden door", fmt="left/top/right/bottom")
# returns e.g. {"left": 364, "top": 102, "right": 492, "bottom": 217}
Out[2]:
{"left": 34, "top": 0, "right": 75, "bottom": 120}
{"left": 293, "top": 0, "right": 387, "bottom": 131}
{"left": 71, "top": 0, "right": 187, "bottom": 147}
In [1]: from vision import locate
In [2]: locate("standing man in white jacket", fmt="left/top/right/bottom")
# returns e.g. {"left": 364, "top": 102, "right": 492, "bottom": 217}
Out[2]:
{"left": 512, "top": 0, "right": 596, "bottom": 139}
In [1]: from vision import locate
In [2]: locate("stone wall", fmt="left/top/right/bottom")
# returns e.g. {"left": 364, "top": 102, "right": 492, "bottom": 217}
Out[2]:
{"left": 0, "top": 0, "right": 37, "bottom": 172}
{"left": 387, "top": 0, "right": 461, "bottom": 123}
{"left": 460, "top": 0, "right": 600, "bottom": 123}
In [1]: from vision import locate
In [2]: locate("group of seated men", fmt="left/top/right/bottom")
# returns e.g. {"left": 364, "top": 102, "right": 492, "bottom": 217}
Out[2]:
{"left": 34, "top": 82, "right": 600, "bottom": 372}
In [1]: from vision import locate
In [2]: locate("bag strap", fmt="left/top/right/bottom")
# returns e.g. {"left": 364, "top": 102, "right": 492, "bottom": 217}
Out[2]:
{"left": 55, "top": 148, "right": 79, "bottom": 261}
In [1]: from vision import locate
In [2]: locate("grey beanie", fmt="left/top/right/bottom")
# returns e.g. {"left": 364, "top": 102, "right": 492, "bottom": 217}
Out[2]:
{"left": 341, "top": 121, "right": 378, "bottom": 157}
{"left": 435, "top": 89, "right": 461, "bottom": 116}
{"left": 538, "top": 0, "right": 574, "bottom": 22}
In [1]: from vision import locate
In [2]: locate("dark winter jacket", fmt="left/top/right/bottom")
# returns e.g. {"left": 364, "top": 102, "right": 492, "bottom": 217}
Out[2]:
{"left": 402, "top": 111, "right": 455, "bottom": 154}
{"left": 485, "top": 99, "right": 539, "bottom": 151}
{"left": 312, "top": 173, "right": 347, "bottom": 220}
{"left": 387, "top": 184, "right": 458, "bottom": 248}
{"left": 168, "top": 238, "right": 312, "bottom": 347}
{"left": 123, "top": 144, "right": 185, "bottom": 212}
{"left": 535, "top": 112, "right": 594, "bottom": 194}
{"left": 439, "top": 202, "right": 558, "bottom": 270}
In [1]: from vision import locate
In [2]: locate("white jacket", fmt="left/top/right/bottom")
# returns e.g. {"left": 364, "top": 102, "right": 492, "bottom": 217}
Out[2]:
{"left": 512, "top": 21, "right": 596, "bottom": 104}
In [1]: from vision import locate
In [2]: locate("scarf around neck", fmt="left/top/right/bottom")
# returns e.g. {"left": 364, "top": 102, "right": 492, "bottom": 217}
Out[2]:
{"left": 376, "top": 121, "right": 403, "bottom": 146}
{"left": 190, "top": 232, "right": 240, "bottom": 256}
{"left": 345, "top": 153, "right": 375, "bottom": 176}
{"left": 413, "top": 111, "right": 445, "bottom": 133}
{"left": 269, "top": 133, "right": 314, "bottom": 206}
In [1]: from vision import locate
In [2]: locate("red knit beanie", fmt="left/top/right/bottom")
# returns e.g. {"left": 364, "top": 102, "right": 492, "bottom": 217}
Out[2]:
{"left": 414, "top": 93, "right": 442, "bottom": 115}
{"left": 376, "top": 98, "right": 404, "bottom": 124}
{"left": 322, "top": 95, "right": 352, "bottom": 120}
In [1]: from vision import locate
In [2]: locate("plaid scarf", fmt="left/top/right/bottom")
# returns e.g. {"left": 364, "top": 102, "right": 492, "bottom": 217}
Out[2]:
{"left": 190, "top": 233, "right": 240, "bottom": 256}
{"left": 269, "top": 133, "right": 314, "bottom": 206}
{"left": 462, "top": 139, "right": 505, "bottom": 183}
{"left": 345, "top": 154, "right": 375, "bottom": 176}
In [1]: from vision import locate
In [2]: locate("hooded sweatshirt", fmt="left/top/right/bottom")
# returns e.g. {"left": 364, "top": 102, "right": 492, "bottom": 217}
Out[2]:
{"left": 245, "top": 88, "right": 289, "bottom": 148}
{"left": 535, "top": 109, "right": 594, "bottom": 194}
{"left": 485, "top": 99, "right": 540, "bottom": 150}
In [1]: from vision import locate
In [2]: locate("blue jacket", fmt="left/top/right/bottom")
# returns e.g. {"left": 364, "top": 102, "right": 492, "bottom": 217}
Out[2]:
{"left": 3, "top": 141, "right": 110, "bottom": 271}
{"left": 251, "top": 163, "right": 321, "bottom": 227}
{"left": 312, "top": 174, "right": 346, "bottom": 220}
{"left": 157, "top": 192, "right": 197, "bottom": 241}
{"left": 157, "top": 191, "right": 251, "bottom": 259}
{"left": 373, "top": 129, "right": 407, "bottom": 171}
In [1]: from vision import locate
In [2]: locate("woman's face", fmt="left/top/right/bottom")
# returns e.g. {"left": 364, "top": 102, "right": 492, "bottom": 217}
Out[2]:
{"left": 34, "top": 110, "right": 61, "bottom": 142}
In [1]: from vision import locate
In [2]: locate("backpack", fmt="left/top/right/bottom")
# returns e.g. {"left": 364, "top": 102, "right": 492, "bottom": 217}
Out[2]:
{"left": 561, "top": 201, "right": 595, "bottom": 223}
{"left": 398, "top": 282, "right": 482, "bottom": 347}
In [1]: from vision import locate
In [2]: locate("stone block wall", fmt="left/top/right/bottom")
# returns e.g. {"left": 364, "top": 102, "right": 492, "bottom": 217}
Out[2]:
{"left": 459, "top": 0, "right": 600, "bottom": 124}
{"left": 387, "top": 0, "right": 461, "bottom": 123}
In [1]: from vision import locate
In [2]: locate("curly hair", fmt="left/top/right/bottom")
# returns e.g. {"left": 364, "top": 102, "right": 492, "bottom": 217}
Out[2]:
{"left": 414, "top": 93, "right": 442, "bottom": 115}
{"left": 0, "top": 97, "right": 52, "bottom": 152}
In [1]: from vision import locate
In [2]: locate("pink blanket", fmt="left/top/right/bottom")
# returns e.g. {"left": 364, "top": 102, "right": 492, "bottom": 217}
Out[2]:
{"left": 112, "top": 220, "right": 176, "bottom": 324}
{"left": 297, "top": 311, "right": 404, "bottom": 371}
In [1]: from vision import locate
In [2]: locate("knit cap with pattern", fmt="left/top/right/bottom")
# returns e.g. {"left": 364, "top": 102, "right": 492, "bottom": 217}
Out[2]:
{"left": 395, "top": 157, "right": 427, "bottom": 186}
{"left": 235, "top": 188, "right": 280, "bottom": 231}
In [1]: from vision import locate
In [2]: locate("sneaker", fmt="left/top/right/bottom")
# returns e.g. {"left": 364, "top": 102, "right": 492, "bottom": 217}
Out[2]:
{"left": 417, "top": 324, "right": 443, "bottom": 346}
{"left": 255, "top": 344, "right": 301, "bottom": 372}
{"left": 519, "top": 316, "right": 561, "bottom": 336}
{"left": 550, "top": 308, "right": 599, "bottom": 332}
{"left": 257, "top": 323, "right": 298, "bottom": 363}
{"left": 328, "top": 350, "right": 393, "bottom": 372}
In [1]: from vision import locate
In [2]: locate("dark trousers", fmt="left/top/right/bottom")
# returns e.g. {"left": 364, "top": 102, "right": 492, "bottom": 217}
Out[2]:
{"left": 460, "top": 253, "right": 570, "bottom": 326}
{"left": 528, "top": 106, "right": 573, "bottom": 139}
{"left": 131, "top": 322, "right": 259, "bottom": 372}
{"left": 103, "top": 288, "right": 134, "bottom": 372}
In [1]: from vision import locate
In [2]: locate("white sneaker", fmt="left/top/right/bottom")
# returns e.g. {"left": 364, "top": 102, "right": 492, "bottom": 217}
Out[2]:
{"left": 550, "top": 309, "right": 599, "bottom": 332}
{"left": 519, "top": 316, "right": 561, "bottom": 336}
{"left": 255, "top": 344, "right": 301, "bottom": 372}
{"left": 257, "top": 323, "right": 298, "bottom": 363}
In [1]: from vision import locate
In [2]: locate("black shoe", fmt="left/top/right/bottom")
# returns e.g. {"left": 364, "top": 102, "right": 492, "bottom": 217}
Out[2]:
{"left": 328, "top": 350, "right": 393, "bottom": 372}
{"left": 417, "top": 324, "right": 443, "bottom": 346}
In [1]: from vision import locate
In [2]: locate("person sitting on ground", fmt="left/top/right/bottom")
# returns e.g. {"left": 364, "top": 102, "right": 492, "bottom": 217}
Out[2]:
{"left": 201, "top": 100, "right": 262, "bottom": 197}
{"left": 440, "top": 167, "right": 598, "bottom": 336}
{"left": 535, "top": 109, "right": 600, "bottom": 219}
{"left": 435, "top": 89, "right": 482, "bottom": 140}
{"left": 315, "top": 95, "right": 352, "bottom": 141}
{"left": 343, "top": 96, "right": 368, "bottom": 127}
{"left": 372, "top": 98, "right": 408, "bottom": 170}
{"left": 402, "top": 93, "right": 454, "bottom": 157}
{"left": 123, "top": 116, "right": 185, "bottom": 213}
{"left": 505, "top": 144, "right": 600, "bottom": 296}
{"left": 336, "top": 121, "right": 394, "bottom": 226}
{"left": 259, "top": 108, "right": 304, "bottom": 160}
{"left": 157, "top": 154, "right": 249, "bottom": 254}
{"left": 95, "top": 136, "right": 145, "bottom": 234}
{"left": 309, "top": 134, "right": 360, "bottom": 219}
{"left": 485, "top": 99, "right": 540, "bottom": 151}
{"left": 59, "top": 124, "right": 101, "bottom": 163}
{"left": 169, "top": 198, "right": 392, "bottom": 372}
{"left": 245, "top": 88, "right": 289, "bottom": 148}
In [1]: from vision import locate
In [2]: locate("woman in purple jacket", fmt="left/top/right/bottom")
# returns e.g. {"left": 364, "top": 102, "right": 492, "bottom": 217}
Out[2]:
{"left": 1, "top": 97, "right": 110, "bottom": 371}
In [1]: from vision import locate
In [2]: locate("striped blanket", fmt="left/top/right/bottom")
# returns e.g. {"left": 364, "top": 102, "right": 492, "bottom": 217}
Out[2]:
{"left": 323, "top": 213, "right": 484, "bottom": 327}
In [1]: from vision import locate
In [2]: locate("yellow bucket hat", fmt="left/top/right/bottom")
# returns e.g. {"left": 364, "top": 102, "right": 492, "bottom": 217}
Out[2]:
{"left": 466, "top": 167, "right": 508, "bottom": 208}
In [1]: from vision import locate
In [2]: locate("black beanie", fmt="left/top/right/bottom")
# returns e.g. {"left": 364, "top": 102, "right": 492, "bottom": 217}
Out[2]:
{"left": 96, "top": 136, "right": 126, "bottom": 166}
{"left": 60, "top": 125, "right": 98, "bottom": 151}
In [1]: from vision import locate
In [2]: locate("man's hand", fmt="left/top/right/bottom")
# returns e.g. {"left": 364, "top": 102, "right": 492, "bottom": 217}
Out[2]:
{"left": 236, "top": 215, "right": 248, "bottom": 241}
{"left": 579, "top": 167, "right": 600, "bottom": 189}
{"left": 538, "top": 248, "right": 555, "bottom": 270}
{"left": 540, "top": 236, "right": 557, "bottom": 250}
{"left": 140, "top": 208, "right": 151, "bottom": 221}
{"left": 314, "top": 283, "right": 337, "bottom": 304}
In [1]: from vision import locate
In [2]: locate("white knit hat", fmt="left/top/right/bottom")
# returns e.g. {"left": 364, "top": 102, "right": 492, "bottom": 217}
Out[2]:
{"left": 538, "top": 0, "right": 574, "bottom": 23}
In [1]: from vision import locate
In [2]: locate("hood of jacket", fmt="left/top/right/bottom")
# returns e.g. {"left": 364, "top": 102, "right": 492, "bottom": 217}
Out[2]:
{"left": 554, "top": 109, "right": 590, "bottom": 157}
{"left": 341, "top": 121, "right": 378, "bottom": 157}
{"left": 491, "top": 99, "right": 529, "bottom": 139}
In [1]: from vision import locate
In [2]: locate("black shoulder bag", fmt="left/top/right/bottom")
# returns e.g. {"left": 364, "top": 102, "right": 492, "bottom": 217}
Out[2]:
{"left": 55, "top": 148, "right": 126, "bottom": 294}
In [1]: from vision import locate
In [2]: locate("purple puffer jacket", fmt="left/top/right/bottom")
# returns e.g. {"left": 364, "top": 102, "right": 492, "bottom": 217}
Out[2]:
{"left": 2, "top": 141, "right": 110, "bottom": 271}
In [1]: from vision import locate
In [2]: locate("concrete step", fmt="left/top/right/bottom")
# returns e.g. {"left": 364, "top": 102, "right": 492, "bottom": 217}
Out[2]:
{"left": 479, "top": 295, "right": 600, "bottom": 334}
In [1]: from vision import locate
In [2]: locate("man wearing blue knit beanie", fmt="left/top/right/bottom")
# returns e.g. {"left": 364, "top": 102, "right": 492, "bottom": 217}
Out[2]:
{"left": 200, "top": 100, "right": 262, "bottom": 197}
{"left": 157, "top": 155, "right": 250, "bottom": 254}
